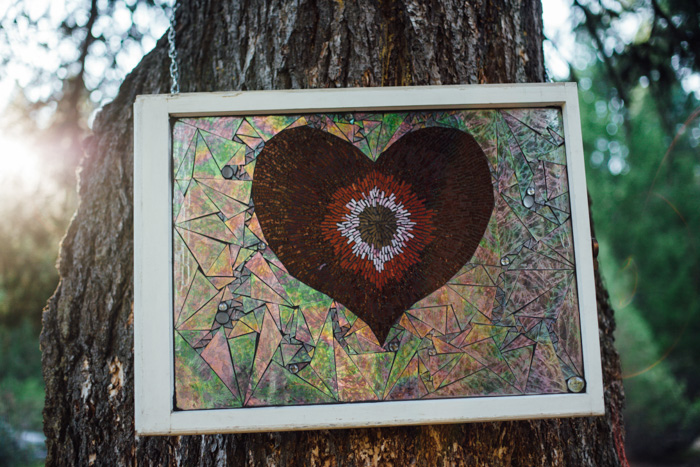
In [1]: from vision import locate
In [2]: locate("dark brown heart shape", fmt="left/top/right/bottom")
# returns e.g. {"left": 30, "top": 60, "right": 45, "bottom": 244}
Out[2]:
{"left": 252, "top": 125, "right": 494, "bottom": 344}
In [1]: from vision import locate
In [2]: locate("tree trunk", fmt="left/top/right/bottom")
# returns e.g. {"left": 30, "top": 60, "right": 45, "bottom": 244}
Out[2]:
{"left": 41, "top": 0, "right": 627, "bottom": 464}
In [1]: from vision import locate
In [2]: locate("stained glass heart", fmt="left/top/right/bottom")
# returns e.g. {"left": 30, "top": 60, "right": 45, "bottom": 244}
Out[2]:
{"left": 252, "top": 126, "right": 494, "bottom": 344}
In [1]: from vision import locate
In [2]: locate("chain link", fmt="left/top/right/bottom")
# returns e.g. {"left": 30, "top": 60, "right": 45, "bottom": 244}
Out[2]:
{"left": 167, "top": 1, "right": 180, "bottom": 94}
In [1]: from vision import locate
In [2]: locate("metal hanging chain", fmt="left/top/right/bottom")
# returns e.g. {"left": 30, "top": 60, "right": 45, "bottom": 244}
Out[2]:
{"left": 167, "top": 1, "right": 180, "bottom": 94}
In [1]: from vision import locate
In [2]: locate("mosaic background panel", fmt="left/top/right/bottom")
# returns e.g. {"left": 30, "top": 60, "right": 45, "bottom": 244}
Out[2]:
{"left": 171, "top": 109, "right": 584, "bottom": 410}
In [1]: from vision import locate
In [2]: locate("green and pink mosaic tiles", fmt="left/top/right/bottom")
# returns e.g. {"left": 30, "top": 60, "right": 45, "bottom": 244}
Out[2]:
{"left": 171, "top": 109, "right": 583, "bottom": 410}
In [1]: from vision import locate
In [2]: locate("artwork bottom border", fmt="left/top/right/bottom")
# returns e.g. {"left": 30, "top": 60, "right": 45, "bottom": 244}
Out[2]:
{"left": 139, "top": 392, "right": 603, "bottom": 435}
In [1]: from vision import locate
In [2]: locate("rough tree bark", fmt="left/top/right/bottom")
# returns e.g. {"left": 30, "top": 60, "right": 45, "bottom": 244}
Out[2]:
{"left": 41, "top": 0, "right": 627, "bottom": 465}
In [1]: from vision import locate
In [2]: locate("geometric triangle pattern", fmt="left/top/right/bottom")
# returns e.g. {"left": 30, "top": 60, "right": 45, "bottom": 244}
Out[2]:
{"left": 171, "top": 110, "right": 584, "bottom": 410}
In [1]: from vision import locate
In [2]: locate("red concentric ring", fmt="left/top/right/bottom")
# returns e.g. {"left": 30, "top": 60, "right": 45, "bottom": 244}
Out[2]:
{"left": 321, "top": 171, "right": 436, "bottom": 288}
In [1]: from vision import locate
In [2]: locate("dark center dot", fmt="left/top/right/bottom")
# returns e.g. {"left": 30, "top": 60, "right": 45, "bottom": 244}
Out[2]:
{"left": 358, "top": 205, "right": 398, "bottom": 249}
{"left": 215, "top": 311, "right": 230, "bottom": 325}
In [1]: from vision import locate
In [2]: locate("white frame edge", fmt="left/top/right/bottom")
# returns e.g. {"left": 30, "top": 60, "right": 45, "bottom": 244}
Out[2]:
{"left": 134, "top": 83, "right": 604, "bottom": 435}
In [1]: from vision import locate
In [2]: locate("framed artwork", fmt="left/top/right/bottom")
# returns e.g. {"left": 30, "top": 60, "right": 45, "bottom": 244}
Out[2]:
{"left": 134, "top": 84, "right": 604, "bottom": 435}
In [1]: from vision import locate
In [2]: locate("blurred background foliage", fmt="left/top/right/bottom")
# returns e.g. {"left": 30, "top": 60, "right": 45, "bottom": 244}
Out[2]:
{"left": 558, "top": 0, "right": 700, "bottom": 460}
{"left": 0, "top": 0, "right": 170, "bottom": 463}
{"left": 0, "top": 0, "right": 698, "bottom": 464}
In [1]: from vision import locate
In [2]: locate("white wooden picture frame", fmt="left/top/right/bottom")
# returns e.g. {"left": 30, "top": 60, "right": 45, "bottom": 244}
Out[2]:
{"left": 134, "top": 83, "right": 604, "bottom": 435}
